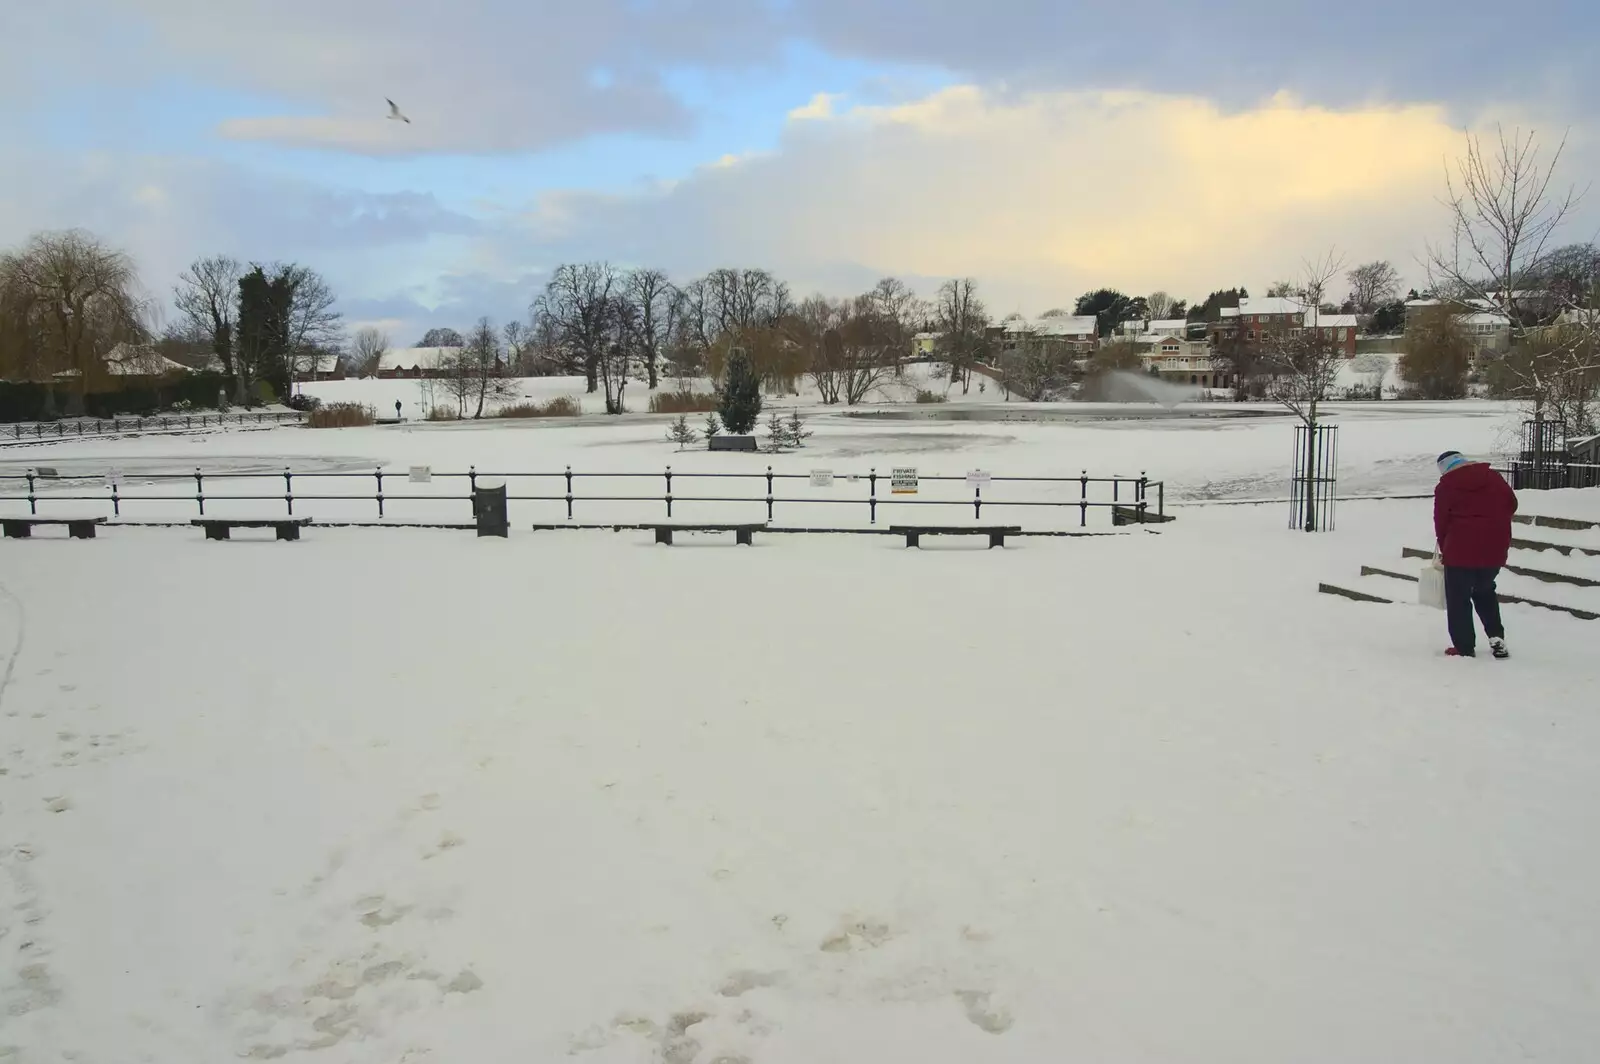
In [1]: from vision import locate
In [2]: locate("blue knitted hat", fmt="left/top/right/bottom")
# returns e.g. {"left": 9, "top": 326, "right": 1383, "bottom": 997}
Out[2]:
{"left": 1437, "top": 450, "right": 1468, "bottom": 475}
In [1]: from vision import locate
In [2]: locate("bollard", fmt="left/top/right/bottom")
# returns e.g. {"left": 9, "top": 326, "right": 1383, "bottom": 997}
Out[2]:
{"left": 471, "top": 477, "right": 508, "bottom": 538}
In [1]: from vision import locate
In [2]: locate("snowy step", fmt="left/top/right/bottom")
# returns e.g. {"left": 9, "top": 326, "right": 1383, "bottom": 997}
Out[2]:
{"left": 1317, "top": 581, "right": 1394, "bottom": 605}
{"left": 1509, "top": 535, "right": 1600, "bottom": 560}
{"left": 1514, "top": 512, "right": 1600, "bottom": 533}
{"left": 1364, "top": 561, "right": 1598, "bottom": 622}
{"left": 1399, "top": 547, "right": 1600, "bottom": 589}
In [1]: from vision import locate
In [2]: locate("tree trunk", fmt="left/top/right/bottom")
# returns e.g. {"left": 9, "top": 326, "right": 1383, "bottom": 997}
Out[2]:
{"left": 647, "top": 353, "right": 658, "bottom": 390}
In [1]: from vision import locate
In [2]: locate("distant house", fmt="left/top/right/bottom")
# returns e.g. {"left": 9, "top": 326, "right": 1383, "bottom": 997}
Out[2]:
{"left": 1140, "top": 337, "right": 1235, "bottom": 389}
{"left": 377, "top": 346, "right": 466, "bottom": 379}
{"left": 999, "top": 315, "right": 1099, "bottom": 354}
{"left": 104, "top": 343, "right": 194, "bottom": 378}
{"left": 1212, "top": 298, "right": 1359, "bottom": 357}
{"left": 293, "top": 352, "right": 345, "bottom": 382}
{"left": 1116, "top": 318, "right": 1189, "bottom": 340}
{"left": 1405, "top": 299, "right": 1512, "bottom": 354}
{"left": 911, "top": 332, "right": 941, "bottom": 358}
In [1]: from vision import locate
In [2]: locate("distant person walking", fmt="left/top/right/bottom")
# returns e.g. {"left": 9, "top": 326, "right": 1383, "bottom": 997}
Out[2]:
{"left": 395, "top": 400, "right": 403, "bottom": 421}
{"left": 1434, "top": 450, "right": 1518, "bottom": 658}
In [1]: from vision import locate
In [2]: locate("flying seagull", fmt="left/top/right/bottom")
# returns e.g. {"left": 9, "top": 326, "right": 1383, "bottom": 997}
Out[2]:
{"left": 386, "top": 98, "right": 410, "bottom": 123}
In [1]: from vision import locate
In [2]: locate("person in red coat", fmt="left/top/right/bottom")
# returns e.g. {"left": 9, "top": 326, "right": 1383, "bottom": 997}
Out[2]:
{"left": 1434, "top": 450, "right": 1518, "bottom": 658}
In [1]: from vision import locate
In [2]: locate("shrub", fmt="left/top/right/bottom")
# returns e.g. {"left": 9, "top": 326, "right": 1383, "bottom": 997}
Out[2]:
{"left": 427, "top": 405, "right": 460, "bottom": 421}
{"left": 495, "top": 396, "right": 582, "bottom": 418}
{"left": 287, "top": 393, "right": 322, "bottom": 412}
{"left": 914, "top": 389, "right": 948, "bottom": 404}
{"left": 254, "top": 379, "right": 278, "bottom": 406}
{"left": 648, "top": 389, "right": 719, "bottom": 414}
{"left": 306, "top": 402, "right": 376, "bottom": 428}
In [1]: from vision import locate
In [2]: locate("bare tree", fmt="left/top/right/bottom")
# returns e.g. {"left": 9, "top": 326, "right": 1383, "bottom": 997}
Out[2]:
{"left": 1427, "top": 126, "right": 1597, "bottom": 425}
{"left": 935, "top": 278, "right": 989, "bottom": 394}
{"left": 281, "top": 264, "right": 344, "bottom": 384}
{"left": 866, "top": 277, "right": 926, "bottom": 377}
{"left": 1259, "top": 251, "right": 1348, "bottom": 427}
{"left": 174, "top": 254, "right": 243, "bottom": 397}
{"left": 1345, "top": 261, "right": 1400, "bottom": 316}
{"left": 598, "top": 292, "right": 637, "bottom": 415}
{"left": 1146, "top": 291, "right": 1178, "bottom": 320}
{"left": 501, "top": 320, "right": 529, "bottom": 376}
{"left": 626, "top": 268, "right": 675, "bottom": 390}
{"left": 464, "top": 316, "right": 506, "bottom": 418}
{"left": 0, "top": 230, "right": 150, "bottom": 407}
{"left": 349, "top": 327, "right": 389, "bottom": 377}
{"left": 533, "top": 262, "right": 619, "bottom": 393}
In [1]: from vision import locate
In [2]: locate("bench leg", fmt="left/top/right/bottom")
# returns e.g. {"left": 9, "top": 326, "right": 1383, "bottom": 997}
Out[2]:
{"left": 205, "top": 525, "right": 229, "bottom": 541}
{"left": 655, "top": 528, "right": 673, "bottom": 546}
{"left": 69, "top": 521, "right": 96, "bottom": 539}
{"left": 3, "top": 522, "right": 29, "bottom": 539}
{"left": 276, "top": 524, "right": 301, "bottom": 541}
{"left": 989, "top": 532, "right": 1005, "bottom": 549}
{"left": 905, "top": 531, "right": 920, "bottom": 548}
{"left": 736, "top": 528, "right": 753, "bottom": 546}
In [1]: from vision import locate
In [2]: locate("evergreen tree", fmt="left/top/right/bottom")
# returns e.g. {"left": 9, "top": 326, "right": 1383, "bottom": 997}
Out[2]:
{"left": 763, "top": 409, "right": 788, "bottom": 452}
{"left": 785, "top": 407, "right": 812, "bottom": 448}
{"left": 703, "top": 411, "right": 721, "bottom": 440}
{"left": 718, "top": 347, "right": 762, "bottom": 434}
{"left": 666, "top": 413, "right": 699, "bottom": 450}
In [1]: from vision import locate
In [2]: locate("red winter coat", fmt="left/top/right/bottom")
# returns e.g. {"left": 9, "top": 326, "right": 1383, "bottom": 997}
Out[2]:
{"left": 1434, "top": 462, "right": 1518, "bottom": 568}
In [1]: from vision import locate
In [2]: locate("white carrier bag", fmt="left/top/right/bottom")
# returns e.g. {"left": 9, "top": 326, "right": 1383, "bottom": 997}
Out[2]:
{"left": 1418, "top": 554, "right": 1446, "bottom": 610}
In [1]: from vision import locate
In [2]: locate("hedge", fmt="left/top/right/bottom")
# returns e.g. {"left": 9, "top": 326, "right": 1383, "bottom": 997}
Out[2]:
{"left": 0, "top": 373, "right": 234, "bottom": 422}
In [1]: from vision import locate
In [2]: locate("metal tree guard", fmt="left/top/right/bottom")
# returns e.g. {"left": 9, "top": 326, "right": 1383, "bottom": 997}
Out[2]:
{"left": 1516, "top": 417, "right": 1567, "bottom": 490}
{"left": 1289, "top": 421, "right": 1339, "bottom": 532}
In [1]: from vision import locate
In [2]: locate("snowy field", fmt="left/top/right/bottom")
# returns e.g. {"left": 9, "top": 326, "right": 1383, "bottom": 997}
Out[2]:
{"left": 3, "top": 400, "right": 1599, "bottom": 1062}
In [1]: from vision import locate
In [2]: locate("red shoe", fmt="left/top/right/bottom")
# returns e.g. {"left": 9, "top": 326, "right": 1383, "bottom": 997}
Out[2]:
{"left": 1445, "top": 647, "right": 1476, "bottom": 658}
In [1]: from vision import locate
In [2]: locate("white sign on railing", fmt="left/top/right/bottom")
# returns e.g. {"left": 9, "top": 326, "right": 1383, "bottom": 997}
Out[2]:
{"left": 966, "top": 470, "right": 992, "bottom": 488}
{"left": 409, "top": 466, "right": 432, "bottom": 483}
{"left": 891, "top": 467, "right": 918, "bottom": 494}
{"left": 810, "top": 470, "right": 834, "bottom": 488}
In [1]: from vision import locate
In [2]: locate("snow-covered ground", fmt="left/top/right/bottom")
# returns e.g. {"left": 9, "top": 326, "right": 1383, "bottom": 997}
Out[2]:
{"left": 3, "top": 401, "right": 1598, "bottom": 1062}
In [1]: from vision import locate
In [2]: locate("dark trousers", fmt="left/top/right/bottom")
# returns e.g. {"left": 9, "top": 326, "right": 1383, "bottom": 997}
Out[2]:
{"left": 1445, "top": 566, "right": 1504, "bottom": 654}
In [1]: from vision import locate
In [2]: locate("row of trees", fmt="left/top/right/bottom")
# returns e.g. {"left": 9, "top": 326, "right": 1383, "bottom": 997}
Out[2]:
{"left": 0, "top": 230, "right": 346, "bottom": 412}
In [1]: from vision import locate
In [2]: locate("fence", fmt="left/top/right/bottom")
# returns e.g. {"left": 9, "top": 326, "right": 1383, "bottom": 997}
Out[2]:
{"left": 0, "top": 465, "right": 1166, "bottom": 529}
{"left": 1499, "top": 460, "right": 1600, "bottom": 491}
{"left": 3, "top": 411, "right": 304, "bottom": 443}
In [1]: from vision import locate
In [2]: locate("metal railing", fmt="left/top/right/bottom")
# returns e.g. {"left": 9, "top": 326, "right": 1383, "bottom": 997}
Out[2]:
{"left": 0, "top": 465, "right": 1166, "bottom": 528}
{"left": 3, "top": 411, "right": 304, "bottom": 442}
{"left": 1498, "top": 460, "right": 1600, "bottom": 491}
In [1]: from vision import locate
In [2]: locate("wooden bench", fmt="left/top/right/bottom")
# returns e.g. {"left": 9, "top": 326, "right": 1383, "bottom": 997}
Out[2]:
{"left": 1111, "top": 504, "right": 1174, "bottom": 526}
{"left": 708, "top": 436, "right": 758, "bottom": 452}
{"left": 890, "top": 525, "right": 1021, "bottom": 549}
{"left": 193, "top": 517, "right": 312, "bottom": 541}
{"left": 2, "top": 517, "right": 107, "bottom": 540}
{"left": 643, "top": 522, "right": 765, "bottom": 546}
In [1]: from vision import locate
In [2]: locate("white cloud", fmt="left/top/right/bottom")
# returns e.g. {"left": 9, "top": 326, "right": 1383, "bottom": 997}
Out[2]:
{"left": 501, "top": 85, "right": 1597, "bottom": 308}
{"left": 788, "top": 92, "right": 842, "bottom": 121}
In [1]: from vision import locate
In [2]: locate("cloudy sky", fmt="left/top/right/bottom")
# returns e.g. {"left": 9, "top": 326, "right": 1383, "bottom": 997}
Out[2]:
{"left": 2, "top": 0, "right": 1596, "bottom": 341}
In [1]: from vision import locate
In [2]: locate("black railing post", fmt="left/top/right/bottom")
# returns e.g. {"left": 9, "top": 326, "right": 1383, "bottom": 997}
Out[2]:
{"left": 195, "top": 467, "right": 205, "bottom": 515}
{"left": 111, "top": 477, "right": 120, "bottom": 517}
{"left": 664, "top": 465, "right": 673, "bottom": 518}
{"left": 564, "top": 466, "right": 574, "bottom": 520}
{"left": 974, "top": 483, "right": 982, "bottom": 519}
{"left": 375, "top": 467, "right": 385, "bottom": 518}
{"left": 1137, "top": 472, "right": 1148, "bottom": 523}
{"left": 469, "top": 466, "right": 478, "bottom": 493}
{"left": 766, "top": 466, "right": 774, "bottom": 522}
{"left": 284, "top": 467, "right": 294, "bottom": 515}
{"left": 26, "top": 470, "right": 36, "bottom": 515}
{"left": 76, "top": 421, "right": 83, "bottom": 436}
{"left": 868, "top": 468, "right": 878, "bottom": 524}
{"left": 1080, "top": 470, "right": 1088, "bottom": 527}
